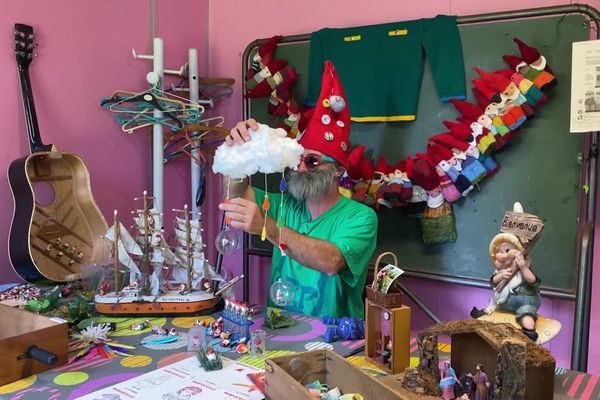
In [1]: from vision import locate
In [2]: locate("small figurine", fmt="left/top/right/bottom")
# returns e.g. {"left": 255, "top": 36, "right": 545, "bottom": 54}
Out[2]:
{"left": 197, "top": 346, "right": 223, "bottom": 371}
{"left": 439, "top": 361, "right": 461, "bottom": 400}
{"left": 152, "top": 324, "right": 168, "bottom": 335}
{"left": 131, "top": 320, "right": 150, "bottom": 331}
{"left": 382, "top": 339, "right": 392, "bottom": 367}
{"left": 474, "top": 364, "right": 489, "bottom": 400}
{"left": 99, "top": 282, "right": 110, "bottom": 295}
{"left": 322, "top": 316, "right": 365, "bottom": 343}
{"left": 235, "top": 337, "right": 248, "bottom": 354}
{"left": 470, "top": 202, "right": 543, "bottom": 342}
{"left": 265, "top": 307, "right": 295, "bottom": 329}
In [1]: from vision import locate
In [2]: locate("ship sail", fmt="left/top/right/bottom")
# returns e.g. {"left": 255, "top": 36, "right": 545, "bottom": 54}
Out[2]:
{"left": 104, "top": 222, "right": 142, "bottom": 284}
{"left": 171, "top": 214, "right": 224, "bottom": 289}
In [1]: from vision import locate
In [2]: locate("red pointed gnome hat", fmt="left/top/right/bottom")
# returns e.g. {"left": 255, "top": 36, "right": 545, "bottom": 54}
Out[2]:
{"left": 494, "top": 69, "right": 515, "bottom": 80}
{"left": 513, "top": 38, "right": 540, "bottom": 64}
{"left": 503, "top": 54, "right": 527, "bottom": 71}
{"left": 406, "top": 155, "right": 414, "bottom": 178}
{"left": 347, "top": 145, "right": 367, "bottom": 180}
{"left": 258, "top": 35, "right": 282, "bottom": 59}
{"left": 472, "top": 88, "right": 491, "bottom": 110}
{"left": 395, "top": 159, "right": 407, "bottom": 173}
{"left": 474, "top": 67, "right": 511, "bottom": 93}
{"left": 427, "top": 142, "right": 453, "bottom": 165}
{"left": 450, "top": 99, "right": 483, "bottom": 121}
{"left": 375, "top": 156, "right": 391, "bottom": 174}
{"left": 411, "top": 153, "right": 440, "bottom": 191}
{"left": 472, "top": 80, "right": 496, "bottom": 100}
{"left": 431, "top": 133, "right": 469, "bottom": 152}
{"left": 443, "top": 120, "right": 473, "bottom": 142}
{"left": 359, "top": 159, "right": 375, "bottom": 181}
{"left": 299, "top": 61, "right": 351, "bottom": 168}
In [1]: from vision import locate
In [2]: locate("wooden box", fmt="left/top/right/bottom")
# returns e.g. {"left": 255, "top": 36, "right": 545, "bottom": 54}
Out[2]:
{"left": 264, "top": 349, "right": 404, "bottom": 400}
{"left": 0, "top": 304, "right": 68, "bottom": 385}
{"left": 365, "top": 300, "right": 410, "bottom": 374}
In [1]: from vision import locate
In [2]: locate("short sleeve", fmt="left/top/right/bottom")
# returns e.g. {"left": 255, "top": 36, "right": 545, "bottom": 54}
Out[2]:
{"left": 331, "top": 206, "right": 378, "bottom": 287}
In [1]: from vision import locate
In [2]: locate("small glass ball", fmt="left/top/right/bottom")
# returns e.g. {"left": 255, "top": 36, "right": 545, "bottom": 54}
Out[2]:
{"left": 269, "top": 278, "right": 297, "bottom": 307}
{"left": 215, "top": 228, "right": 241, "bottom": 256}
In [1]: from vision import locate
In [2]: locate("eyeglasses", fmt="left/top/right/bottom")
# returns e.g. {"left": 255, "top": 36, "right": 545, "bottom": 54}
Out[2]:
{"left": 300, "top": 153, "right": 336, "bottom": 169}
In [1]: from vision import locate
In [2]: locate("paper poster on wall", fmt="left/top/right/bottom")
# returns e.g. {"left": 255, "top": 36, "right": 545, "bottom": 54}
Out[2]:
{"left": 570, "top": 39, "right": 600, "bottom": 132}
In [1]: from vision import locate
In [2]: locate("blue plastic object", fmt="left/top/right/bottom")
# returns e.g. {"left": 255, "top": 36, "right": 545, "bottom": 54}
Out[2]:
{"left": 321, "top": 316, "right": 365, "bottom": 343}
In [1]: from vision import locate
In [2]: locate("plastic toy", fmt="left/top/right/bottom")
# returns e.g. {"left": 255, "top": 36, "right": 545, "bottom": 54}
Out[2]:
{"left": 322, "top": 316, "right": 365, "bottom": 343}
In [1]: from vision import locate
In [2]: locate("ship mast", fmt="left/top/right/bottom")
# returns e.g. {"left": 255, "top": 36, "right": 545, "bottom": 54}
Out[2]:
{"left": 184, "top": 204, "right": 193, "bottom": 291}
{"left": 113, "top": 210, "right": 120, "bottom": 295}
{"left": 142, "top": 191, "right": 150, "bottom": 293}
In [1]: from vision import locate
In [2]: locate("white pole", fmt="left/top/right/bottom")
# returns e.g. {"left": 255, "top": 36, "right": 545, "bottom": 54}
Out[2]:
{"left": 188, "top": 48, "right": 200, "bottom": 214}
{"left": 152, "top": 37, "right": 164, "bottom": 216}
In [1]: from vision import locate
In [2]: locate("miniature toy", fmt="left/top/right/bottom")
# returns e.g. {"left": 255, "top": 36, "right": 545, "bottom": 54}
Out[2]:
{"left": 265, "top": 307, "right": 295, "bottom": 329}
{"left": 221, "top": 297, "right": 255, "bottom": 342}
{"left": 152, "top": 324, "right": 168, "bottom": 335}
{"left": 249, "top": 329, "right": 266, "bottom": 357}
{"left": 474, "top": 363, "right": 489, "bottom": 400}
{"left": 439, "top": 361, "right": 461, "bottom": 400}
{"left": 187, "top": 323, "right": 205, "bottom": 352}
{"left": 196, "top": 345, "right": 223, "bottom": 371}
{"left": 131, "top": 320, "right": 150, "bottom": 331}
{"left": 321, "top": 316, "right": 365, "bottom": 343}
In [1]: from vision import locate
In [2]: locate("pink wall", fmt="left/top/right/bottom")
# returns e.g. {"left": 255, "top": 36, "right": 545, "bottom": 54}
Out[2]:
{"left": 0, "top": 1, "right": 207, "bottom": 281}
{"left": 207, "top": 0, "right": 600, "bottom": 373}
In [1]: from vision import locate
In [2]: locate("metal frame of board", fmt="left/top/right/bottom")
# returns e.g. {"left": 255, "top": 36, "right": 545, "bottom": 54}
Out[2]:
{"left": 238, "top": 4, "right": 599, "bottom": 371}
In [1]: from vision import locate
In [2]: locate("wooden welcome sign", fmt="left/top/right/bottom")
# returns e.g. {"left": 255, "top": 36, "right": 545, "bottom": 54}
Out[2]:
{"left": 500, "top": 211, "right": 544, "bottom": 246}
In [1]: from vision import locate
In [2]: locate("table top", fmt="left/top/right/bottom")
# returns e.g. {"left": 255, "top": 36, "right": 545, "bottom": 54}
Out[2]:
{"left": 0, "top": 312, "right": 597, "bottom": 400}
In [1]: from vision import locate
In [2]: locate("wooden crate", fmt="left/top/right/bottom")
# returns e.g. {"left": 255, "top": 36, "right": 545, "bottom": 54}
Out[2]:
{"left": 0, "top": 304, "right": 68, "bottom": 385}
{"left": 264, "top": 349, "right": 404, "bottom": 400}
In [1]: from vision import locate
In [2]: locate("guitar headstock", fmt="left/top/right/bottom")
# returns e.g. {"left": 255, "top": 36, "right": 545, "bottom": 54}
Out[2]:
{"left": 14, "top": 23, "right": 36, "bottom": 68}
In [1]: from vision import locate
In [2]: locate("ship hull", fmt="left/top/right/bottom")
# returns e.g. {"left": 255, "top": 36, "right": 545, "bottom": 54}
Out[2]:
{"left": 94, "top": 293, "right": 220, "bottom": 316}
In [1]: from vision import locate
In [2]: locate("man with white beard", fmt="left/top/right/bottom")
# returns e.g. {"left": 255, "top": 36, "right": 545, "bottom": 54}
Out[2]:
{"left": 219, "top": 61, "right": 377, "bottom": 319}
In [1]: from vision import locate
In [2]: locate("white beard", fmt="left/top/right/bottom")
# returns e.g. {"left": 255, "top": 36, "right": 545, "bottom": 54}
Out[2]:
{"left": 483, "top": 270, "right": 523, "bottom": 314}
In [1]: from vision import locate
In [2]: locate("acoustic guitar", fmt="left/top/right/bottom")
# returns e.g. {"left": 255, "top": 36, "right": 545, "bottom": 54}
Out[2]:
{"left": 8, "top": 23, "right": 109, "bottom": 282}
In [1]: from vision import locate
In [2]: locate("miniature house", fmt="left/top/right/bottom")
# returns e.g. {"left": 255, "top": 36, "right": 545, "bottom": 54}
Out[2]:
{"left": 404, "top": 320, "right": 555, "bottom": 400}
{"left": 365, "top": 299, "right": 411, "bottom": 374}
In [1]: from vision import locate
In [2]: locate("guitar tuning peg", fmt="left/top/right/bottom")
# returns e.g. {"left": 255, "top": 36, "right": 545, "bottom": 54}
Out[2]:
{"left": 76, "top": 252, "right": 84, "bottom": 260}
{"left": 54, "top": 238, "right": 62, "bottom": 246}
{"left": 68, "top": 259, "right": 75, "bottom": 266}
{"left": 62, "top": 242, "right": 70, "bottom": 249}
{"left": 56, "top": 251, "right": 64, "bottom": 259}
{"left": 45, "top": 244, "right": 52, "bottom": 253}
{"left": 69, "top": 246, "right": 76, "bottom": 255}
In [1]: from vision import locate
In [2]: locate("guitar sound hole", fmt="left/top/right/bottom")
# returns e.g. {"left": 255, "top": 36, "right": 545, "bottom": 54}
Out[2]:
{"left": 33, "top": 182, "right": 55, "bottom": 206}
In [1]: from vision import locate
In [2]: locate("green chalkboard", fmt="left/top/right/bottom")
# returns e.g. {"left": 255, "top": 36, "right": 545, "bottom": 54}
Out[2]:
{"left": 245, "top": 14, "right": 590, "bottom": 293}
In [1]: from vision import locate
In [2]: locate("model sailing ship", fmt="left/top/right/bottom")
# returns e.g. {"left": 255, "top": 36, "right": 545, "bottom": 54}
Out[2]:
{"left": 95, "top": 191, "right": 235, "bottom": 315}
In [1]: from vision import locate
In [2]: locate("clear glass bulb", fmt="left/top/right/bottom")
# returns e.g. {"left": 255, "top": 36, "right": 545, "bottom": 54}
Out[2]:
{"left": 215, "top": 227, "right": 241, "bottom": 256}
{"left": 270, "top": 278, "right": 297, "bottom": 307}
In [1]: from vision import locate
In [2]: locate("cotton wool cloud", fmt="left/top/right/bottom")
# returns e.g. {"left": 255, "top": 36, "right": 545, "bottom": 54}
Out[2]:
{"left": 212, "top": 123, "right": 304, "bottom": 179}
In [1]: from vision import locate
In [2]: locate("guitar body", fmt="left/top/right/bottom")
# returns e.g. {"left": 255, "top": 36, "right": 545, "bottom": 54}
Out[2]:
{"left": 8, "top": 151, "right": 109, "bottom": 282}
{"left": 8, "top": 24, "right": 108, "bottom": 282}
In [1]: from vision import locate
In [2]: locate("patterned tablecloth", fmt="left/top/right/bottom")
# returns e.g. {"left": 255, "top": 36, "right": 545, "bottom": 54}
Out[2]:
{"left": 0, "top": 312, "right": 597, "bottom": 400}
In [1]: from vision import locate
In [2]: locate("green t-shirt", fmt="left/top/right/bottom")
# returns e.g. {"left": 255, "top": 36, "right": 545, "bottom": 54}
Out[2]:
{"left": 253, "top": 188, "right": 378, "bottom": 319}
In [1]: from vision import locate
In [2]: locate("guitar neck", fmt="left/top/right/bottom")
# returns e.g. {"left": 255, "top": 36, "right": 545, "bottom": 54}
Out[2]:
{"left": 17, "top": 64, "right": 52, "bottom": 153}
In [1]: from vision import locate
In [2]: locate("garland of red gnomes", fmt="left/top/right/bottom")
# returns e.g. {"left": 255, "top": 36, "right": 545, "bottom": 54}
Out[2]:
{"left": 245, "top": 36, "right": 555, "bottom": 244}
